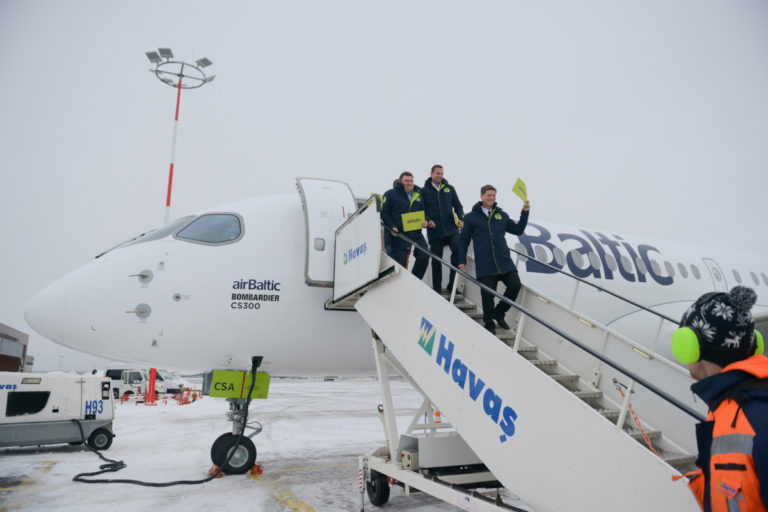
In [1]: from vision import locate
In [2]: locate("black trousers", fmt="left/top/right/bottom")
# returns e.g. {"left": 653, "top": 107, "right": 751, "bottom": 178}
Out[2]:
{"left": 477, "top": 270, "right": 521, "bottom": 326}
{"left": 391, "top": 232, "right": 429, "bottom": 279}
{"left": 429, "top": 233, "right": 460, "bottom": 293}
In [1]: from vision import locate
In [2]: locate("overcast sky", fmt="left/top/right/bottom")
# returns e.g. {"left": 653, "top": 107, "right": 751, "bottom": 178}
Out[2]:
{"left": 1, "top": 1, "right": 767, "bottom": 371}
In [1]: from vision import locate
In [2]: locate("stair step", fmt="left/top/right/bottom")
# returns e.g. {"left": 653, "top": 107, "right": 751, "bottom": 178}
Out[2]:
{"left": 596, "top": 408, "right": 620, "bottom": 420}
{"left": 627, "top": 429, "right": 662, "bottom": 442}
{"left": 515, "top": 345, "right": 537, "bottom": 355}
{"left": 530, "top": 360, "right": 558, "bottom": 374}
{"left": 662, "top": 453, "right": 698, "bottom": 467}
{"left": 552, "top": 374, "right": 580, "bottom": 387}
{"left": 574, "top": 391, "right": 603, "bottom": 401}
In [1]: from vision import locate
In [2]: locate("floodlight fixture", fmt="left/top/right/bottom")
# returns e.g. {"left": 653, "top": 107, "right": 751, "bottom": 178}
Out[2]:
{"left": 145, "top": 51, "right": 162, "bottom": 64}
{"left": 144, "top": 47, "right": 215, "bottom": 225}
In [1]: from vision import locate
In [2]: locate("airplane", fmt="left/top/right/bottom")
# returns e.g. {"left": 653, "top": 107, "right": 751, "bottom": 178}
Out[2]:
{"left": 23, "top": 177, "right": 768, "bottom": 473}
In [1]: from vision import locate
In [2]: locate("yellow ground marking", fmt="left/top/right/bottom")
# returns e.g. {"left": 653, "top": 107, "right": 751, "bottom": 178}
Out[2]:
{"left": 37, "top": 461, "right": 57, "bottom": 473}
{"left": 247, "top": 461, "right": 356, "bottom": 512}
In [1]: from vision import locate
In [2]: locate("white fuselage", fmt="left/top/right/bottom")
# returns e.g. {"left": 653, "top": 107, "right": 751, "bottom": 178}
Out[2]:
{"left": 24, "top": 189, "right": 768, "bottom": 374}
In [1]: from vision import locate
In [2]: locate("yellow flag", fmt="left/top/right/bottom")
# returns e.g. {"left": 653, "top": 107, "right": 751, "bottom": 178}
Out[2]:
{"left": 512, "top": 178, "right": 528, "bottom": 202}
{"left": 401, "top": 211, "right": 425, "bottom": 232}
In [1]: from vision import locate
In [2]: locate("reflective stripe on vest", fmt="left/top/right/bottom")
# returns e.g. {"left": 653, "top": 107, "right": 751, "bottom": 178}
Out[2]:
{"left": 712, "top": 433, "right": 754, "bottom": 456}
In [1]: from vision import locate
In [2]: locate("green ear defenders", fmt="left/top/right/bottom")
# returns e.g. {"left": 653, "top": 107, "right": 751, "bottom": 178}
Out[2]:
{"left": 671, "top": 327, "right": 764, "bottom": 365}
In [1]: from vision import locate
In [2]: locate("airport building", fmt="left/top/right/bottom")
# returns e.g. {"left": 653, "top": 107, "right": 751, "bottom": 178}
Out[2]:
{"left": 0, "top": 323, "right": 30, "bottom": 372}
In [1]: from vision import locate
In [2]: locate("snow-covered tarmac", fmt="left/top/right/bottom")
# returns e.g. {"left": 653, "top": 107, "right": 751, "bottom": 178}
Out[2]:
{"left": 0, "top": 378, "right": 531, "bottom": 512}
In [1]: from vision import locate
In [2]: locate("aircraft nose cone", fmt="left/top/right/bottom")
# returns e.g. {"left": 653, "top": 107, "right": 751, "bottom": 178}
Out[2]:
{"left": 24, "top": 276, "right": 68, "bottom": 344}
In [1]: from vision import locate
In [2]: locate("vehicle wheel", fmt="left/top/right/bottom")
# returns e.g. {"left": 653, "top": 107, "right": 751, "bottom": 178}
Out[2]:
{"left": 87, "top": 428, "right": 113, "bottom": 450}
{"left": 366, "top": 470, "right": 390, "bottom": 506}
{"left": 210, "top": 433, "right": 234, "bottom": 466}
{"left": 215, "top": 435, "right": 256, "bottom": 474}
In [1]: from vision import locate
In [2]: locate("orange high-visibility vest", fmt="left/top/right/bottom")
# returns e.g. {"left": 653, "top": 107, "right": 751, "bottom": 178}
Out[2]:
{"left": 688, "top": 356, "right": 768, "bottom": 511}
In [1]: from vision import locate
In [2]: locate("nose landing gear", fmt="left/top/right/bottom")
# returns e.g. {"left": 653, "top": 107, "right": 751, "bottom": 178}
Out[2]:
{"left": 209, "top": 398, "right": 263, "bottom": 474}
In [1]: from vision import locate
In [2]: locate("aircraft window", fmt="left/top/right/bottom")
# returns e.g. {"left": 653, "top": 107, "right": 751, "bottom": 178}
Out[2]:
{"left": 677, "top": 263, "right": 688, "bottom": 279}
{"left": 691, "top": 264, "right": 701, "bottom": 280}
{"left": 619, "top": 255, "right": 632, "bottom": 273}
{"left": 664, "top": 261, "right": 675, "bottom": 277}
{"left": 570, "top": 250, "right": 586, "bottom": 269}
{"left": 534, "top": 246, "right": 547, "bottom": 262}
{"left": 314, "top": 238, "right": 326, "bottom": 251}
{"left": 605, "top": 254, "right": 617, "bottom": 271}
{"left": 553, "top": 247, "right": 565, "bottom": 266}
{"left": 587, "top": 252, "right": 600, "bottom": 270}
{"left": 650, "top": 259, "right": 661, "bottom": 276}
{"left": 751, "top": 272, "right": 760, "bottom": 286}
{"left": 176, "top": 214, "right": 243, "bottom": 245}
{"left": 712, "top": 268, "right": 722, "bottom": 282}
{"left": 732, "top": 270, "right": 742, "bottom": 284}
{"left": 762, "top": 273, "right": 768, "bottom": 286}
{"left": 635, "top": 257, "right": 647, "bottom": 275}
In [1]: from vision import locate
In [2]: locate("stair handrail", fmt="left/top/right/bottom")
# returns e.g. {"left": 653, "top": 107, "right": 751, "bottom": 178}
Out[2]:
{"left": 380, "top": 224, "right": 706, "bottom": 423}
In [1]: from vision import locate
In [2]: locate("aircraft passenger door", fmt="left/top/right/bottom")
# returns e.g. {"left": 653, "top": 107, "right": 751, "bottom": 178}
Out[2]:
{"left": 295, "top": 178, "right": 357, "bottom": 287}
{"left": 702, "top": 257, "right": 729, "bottom": 292}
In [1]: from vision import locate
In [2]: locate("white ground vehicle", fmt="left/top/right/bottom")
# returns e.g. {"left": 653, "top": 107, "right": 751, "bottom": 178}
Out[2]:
{"left": 107, "top": 369, "right": 168, "bottom": 399}
{"left": 0, "top": 372, "right": 115, "bottom": 450}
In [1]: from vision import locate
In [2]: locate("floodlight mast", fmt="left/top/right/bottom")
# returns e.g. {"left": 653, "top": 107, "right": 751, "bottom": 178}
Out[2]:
{"left": 145, "top": 48, "right": 215, "bottom": 225}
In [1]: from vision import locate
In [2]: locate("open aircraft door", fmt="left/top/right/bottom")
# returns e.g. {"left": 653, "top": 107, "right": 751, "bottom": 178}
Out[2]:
{"left": 296, "top": 177, "right": 357, "bottom": 286}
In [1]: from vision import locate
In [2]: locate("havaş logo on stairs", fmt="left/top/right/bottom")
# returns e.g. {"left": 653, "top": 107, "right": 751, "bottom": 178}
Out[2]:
{"left": 343, "top": 242, "right": 367, "bottom": 265}
{"left": 418, "top": 317, "right": 519, "bottom": 443}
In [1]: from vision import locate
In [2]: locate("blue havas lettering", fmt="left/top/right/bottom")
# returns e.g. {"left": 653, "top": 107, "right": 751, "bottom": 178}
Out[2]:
{"left": 558, "top": 233, "right": 600, "bottom": 278}
{"left": 483, "top": 388, "right": 502, "bottom": 423}
{"left": 0, "top": 384, "right": 18, "bottom": 390}
{"left": 436, "top": 335, "right": 454, "bottom": 374}
{"left": 452, "top": 359, "right": 468, "bottom": 389}
{"left": 468, "top": 371, "right": 485, "bottom": 401}
{"left": 638, "top": 245, "right": 673, "bottom": 286}
{"left": 580, "top": 230, "right": 612, "bottom": 280}
{"left": 518, "top": 224, "right": 559, "bottom": 274}
{"left": 596, "top": 232, "right": 635, "bottom": 282}
{"left": 499, "top": 406, "right": 518, "bottom": 438}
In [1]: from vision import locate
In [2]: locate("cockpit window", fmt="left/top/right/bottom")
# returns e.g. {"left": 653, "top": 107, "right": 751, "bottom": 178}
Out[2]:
{"left": 175, "top": 214, "right": 243, "bottom": 245}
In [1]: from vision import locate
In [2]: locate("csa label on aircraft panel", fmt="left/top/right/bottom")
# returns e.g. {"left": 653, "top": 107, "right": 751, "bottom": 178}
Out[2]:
{"left": 208, "top": 370, "right": 270, "bottom": 399}
{"left": 230, "top": 279, "right": 281, "bottom": 310}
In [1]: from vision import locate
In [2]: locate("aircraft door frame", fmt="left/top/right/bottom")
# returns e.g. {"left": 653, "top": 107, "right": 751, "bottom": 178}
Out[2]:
{"left": 295, "top": 177, "right": 357, "bottom": 287}
{"left": 702, "top": 257, "right": 729, "bottom": 292}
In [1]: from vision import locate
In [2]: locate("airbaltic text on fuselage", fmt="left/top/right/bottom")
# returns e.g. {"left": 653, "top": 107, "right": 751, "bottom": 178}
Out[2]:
{"left": 230, "top": 279, "right": 281, "bottom": 310}
{"left": 518, "top": 223, "right": 673, "bottom": 286}
{"left": 418, "top": 317, "right": 518, "bottom": 443}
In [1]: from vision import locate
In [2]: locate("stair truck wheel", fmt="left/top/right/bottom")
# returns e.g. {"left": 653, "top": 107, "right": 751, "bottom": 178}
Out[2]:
{"left": 87, "top": 428, "right": 113, "bottom": 450}
{"left": 366, "top": 470, "right": 390, "bottom": 506}
{"left": 215, "top": 435, "right": 256, "bottom": 474}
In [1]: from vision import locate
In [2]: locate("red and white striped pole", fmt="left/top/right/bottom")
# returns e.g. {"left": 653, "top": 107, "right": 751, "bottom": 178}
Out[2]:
{"left": 164, "top": 77, "right": 183, "bottom": 225}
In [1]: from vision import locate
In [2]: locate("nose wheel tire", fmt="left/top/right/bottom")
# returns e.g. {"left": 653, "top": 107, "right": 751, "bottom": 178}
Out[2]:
{"left": 211, "top": 433, "right": 256, "bottom": 474}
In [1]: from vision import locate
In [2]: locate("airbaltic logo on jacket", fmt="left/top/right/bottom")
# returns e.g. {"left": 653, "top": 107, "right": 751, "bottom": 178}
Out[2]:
{"left": 417, "top": 317, "right": 518, "bottom": 443}
{"left": 343, "top": 242, "right": 367, "bottom": 265}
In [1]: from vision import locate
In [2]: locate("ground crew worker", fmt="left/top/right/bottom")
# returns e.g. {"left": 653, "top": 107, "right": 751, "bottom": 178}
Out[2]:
{"left": 458, "top": 184, "right": 530, "bottom": 334}
{"left": 670, "top": 286, "right": 768, "bottom": 511}
{"left": 422, "top": 164, "right": 464, "bottom": 294}
{"left": 380, "top": 171, "right": 432, "bottom": 279}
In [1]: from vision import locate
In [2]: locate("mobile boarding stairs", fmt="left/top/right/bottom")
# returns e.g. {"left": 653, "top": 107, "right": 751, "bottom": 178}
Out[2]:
{"left": 328, "top": 198, "right": 704, "bottom": 511}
